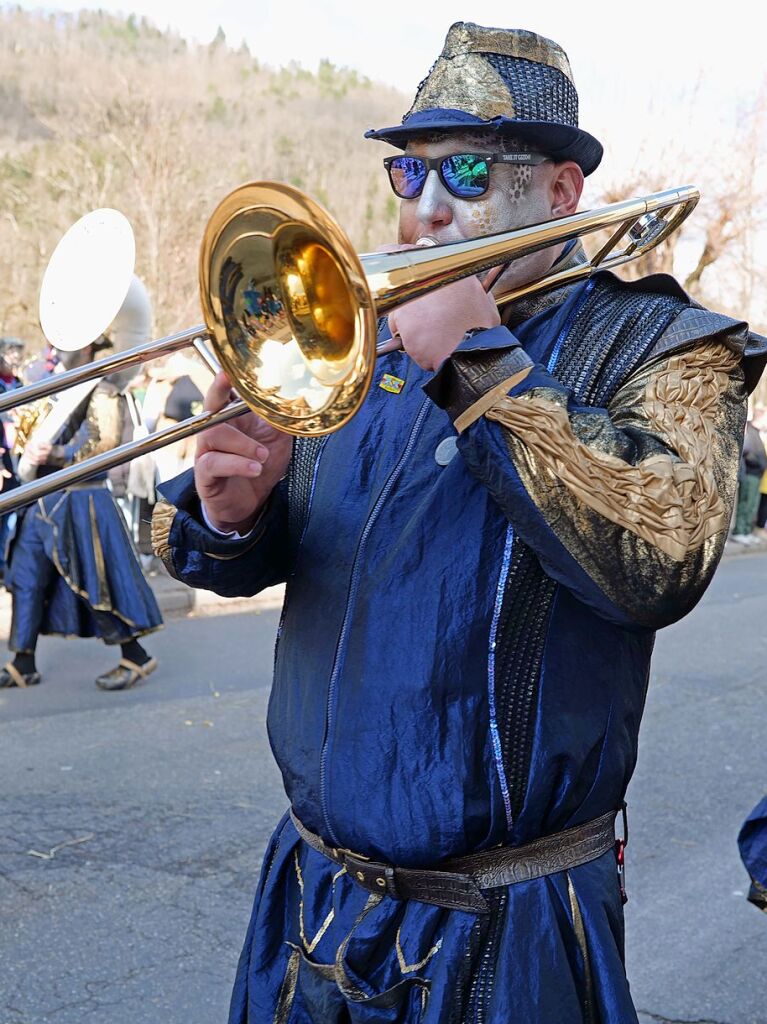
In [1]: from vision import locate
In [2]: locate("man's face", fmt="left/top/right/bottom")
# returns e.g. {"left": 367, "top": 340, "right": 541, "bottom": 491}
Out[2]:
{"left": 396, "top": 132, "right": 558, "bottom": 291}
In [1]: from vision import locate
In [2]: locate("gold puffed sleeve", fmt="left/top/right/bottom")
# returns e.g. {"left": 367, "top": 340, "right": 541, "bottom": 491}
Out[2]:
{"left": 484, "top": 341, "right": 746, "bottom": 627}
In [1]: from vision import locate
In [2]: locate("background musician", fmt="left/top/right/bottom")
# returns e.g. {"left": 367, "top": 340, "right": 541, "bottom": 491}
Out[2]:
{"left": 0, "top": 335, "right": 24, "bottom": 579}
{"left": 153, "top": 23, "right": 766, "bottom": 1023}
{"left": 1, "top": 276, "right": 163, "bottom": 691}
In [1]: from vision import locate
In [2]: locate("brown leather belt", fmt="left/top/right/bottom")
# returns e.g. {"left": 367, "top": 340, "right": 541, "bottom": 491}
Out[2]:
{"left": 290, "top": 809, "right": 619, "bottom": 914}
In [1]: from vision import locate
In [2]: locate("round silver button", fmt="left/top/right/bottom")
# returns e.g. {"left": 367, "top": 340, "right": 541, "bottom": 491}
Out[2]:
{"left": 435, "top": 437, "right": 458, "bottom": 466}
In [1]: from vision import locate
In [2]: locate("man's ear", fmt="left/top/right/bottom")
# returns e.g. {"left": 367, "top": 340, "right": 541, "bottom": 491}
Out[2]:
{"left": 550, "top": 162, "right": 584, "bottom": 218}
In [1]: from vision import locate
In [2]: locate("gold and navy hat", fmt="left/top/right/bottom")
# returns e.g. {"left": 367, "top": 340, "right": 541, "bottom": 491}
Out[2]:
{"left": 365, "top": 22, "right": 603, "bottom": 176}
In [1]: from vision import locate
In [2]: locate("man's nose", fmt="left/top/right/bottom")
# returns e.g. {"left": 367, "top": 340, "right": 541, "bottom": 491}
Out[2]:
{"left": 414, "top": 170, "right": 454, "bottom": 228}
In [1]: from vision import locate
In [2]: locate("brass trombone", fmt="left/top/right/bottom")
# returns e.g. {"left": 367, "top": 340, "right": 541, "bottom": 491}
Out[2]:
{"left": 0, "top": 181, "right": 699, "bottom": 515}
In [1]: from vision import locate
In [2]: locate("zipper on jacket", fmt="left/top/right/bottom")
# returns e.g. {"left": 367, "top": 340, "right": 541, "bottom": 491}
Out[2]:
{"left": 318, "top": 398, "right": 431, "bottom": 845}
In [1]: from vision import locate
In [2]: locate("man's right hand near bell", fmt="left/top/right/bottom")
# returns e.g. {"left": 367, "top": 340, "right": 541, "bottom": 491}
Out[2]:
{"left": 194, "top": 372, "right": 292, "bottom": 535}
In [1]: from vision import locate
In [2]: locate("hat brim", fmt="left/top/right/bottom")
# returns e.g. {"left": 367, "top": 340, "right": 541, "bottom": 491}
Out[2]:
{"left": 365, "top": 110, "right": 603, "bottom": 177}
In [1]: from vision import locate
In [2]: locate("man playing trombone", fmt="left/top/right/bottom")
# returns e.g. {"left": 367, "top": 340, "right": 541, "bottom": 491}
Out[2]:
{"left": 153, "top": 22, "right": 765, "bottom": 1023}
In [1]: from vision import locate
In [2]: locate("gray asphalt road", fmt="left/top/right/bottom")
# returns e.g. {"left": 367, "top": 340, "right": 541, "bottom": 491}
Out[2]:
{"left": 0, "top": 557, "right": 764, "bottom": 1024}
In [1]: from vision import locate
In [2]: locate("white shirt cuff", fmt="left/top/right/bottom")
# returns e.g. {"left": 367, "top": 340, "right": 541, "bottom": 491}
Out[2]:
{"left": 200, "top": 502, "right": 257, "bottom": 540}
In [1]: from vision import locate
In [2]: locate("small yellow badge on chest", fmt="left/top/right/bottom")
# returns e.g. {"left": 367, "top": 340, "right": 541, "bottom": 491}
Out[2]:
{"left": 380, "top": 374, "right": 405, "bottom": 395}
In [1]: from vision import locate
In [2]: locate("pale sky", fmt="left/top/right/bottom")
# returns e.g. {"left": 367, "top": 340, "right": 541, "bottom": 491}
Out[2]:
{"left": 11, "top": 1, "right": 767, "bottom": 303}
{"left": 14, "top": 0, "right": 767, "bottom": 185}
{"left": 14, "top": 1, "right": 767, "bottom": 100}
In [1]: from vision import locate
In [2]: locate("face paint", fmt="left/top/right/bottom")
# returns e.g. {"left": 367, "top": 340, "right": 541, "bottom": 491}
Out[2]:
{"left": 396, "top": 133, "right": 557, "bottom": 292}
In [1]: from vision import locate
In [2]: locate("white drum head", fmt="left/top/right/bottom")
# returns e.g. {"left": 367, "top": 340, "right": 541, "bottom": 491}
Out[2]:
{"left": 39, "top": 209, "right": 136, "bottom": 352}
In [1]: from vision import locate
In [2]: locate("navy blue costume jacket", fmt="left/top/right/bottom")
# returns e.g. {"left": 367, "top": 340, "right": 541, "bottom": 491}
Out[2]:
{"left": 154, "top": 271, "right": 759, "bottom": 1023}
{"left": 7, "top": 381, "right": 162, "bottom": 649}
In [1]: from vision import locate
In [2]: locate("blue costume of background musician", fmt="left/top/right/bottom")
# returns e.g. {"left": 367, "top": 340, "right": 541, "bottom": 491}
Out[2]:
{"left": 6, "top": 383, "right": 162, "bottom": 654}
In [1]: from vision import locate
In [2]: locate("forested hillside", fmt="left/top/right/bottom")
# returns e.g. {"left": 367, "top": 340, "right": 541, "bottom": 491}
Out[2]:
{"left": 0, "top": 7, "right": 405, "bottom": 342}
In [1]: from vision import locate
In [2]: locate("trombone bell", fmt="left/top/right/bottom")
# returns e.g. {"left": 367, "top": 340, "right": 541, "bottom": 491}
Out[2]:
{"left": 199, "top": 182, "right": 378, "bottom": 435}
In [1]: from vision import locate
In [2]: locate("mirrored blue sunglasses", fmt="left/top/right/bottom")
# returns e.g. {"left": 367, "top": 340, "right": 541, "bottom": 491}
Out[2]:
{"left": 383, "top": 151, "right": 549, "bottom": 200}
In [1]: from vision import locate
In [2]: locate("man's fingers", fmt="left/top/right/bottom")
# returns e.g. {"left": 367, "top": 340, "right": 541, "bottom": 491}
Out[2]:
{"left": 196, "top": 450, "right": 265, "bottom": 483}
{"left": 203, "top": 371, "right": 235, "bottom": 414}
{"left": 196, "top": 422, "right": 269, "bottom": 462}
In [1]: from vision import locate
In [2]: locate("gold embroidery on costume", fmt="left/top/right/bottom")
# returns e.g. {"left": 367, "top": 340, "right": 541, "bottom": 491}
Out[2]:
{"left": 333, "top": 894, "right": 384, "bottom": 1001}
{"left": 567, "top": 871, "right": 596, "bottom": 1024}
{"left": 74, "top": 390, "right": 122, "bottom": 463}
{"left": 37, "top": 495, "right": 142, "bottom": 629}
{"left": 151, "top": 500, "right": 177, "bottom": 564}
{"left": 89, "top": 494, "right": 110, "bottom": 608}
{"left": 287, "top": 865, "right": 433, "bottom": 1012}
{"left": 486, "top": 343, "right": 739, "bottom": 562}
{"left": 273, "top": 948, "right": 300, "bottom": 1024}
{"left": 395, "top": 926, "right": 443, "bottom": 974}
{"left": 294, "top": 849, "right": 347, "bottom": 955}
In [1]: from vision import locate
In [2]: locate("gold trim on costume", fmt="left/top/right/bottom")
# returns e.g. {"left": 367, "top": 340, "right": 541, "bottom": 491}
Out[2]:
{"left": 395, "top": 927, "right": 443, "bottom": 975}
{"left": 286, "top": 858, "right": 434, "bottom": 1013}
{"left": 89, "top": 494, "right": 110, "bottom": 608}
{"left": 151, "top": 500, "right": 177, "bottom": 565}
{"left": 37, "top": 493, "right": 143, "bottom": 629}
{"left": 455, "top": 366, "right": 533, "bottom": 435}
{"left": 273, "top": 948, "right": 301, "bottom": 1024}
{"left": 566, "top": 871, "right": 596, "bottom": 1024}
{"left": 486, "top": 343, "right": 739, "bottom": 562}
{"left": 74, "top": 390, "right": 123, "bottom": 463}
{"left": 333, "top": 894, "right": 383, "bottom": 1001}
{"left": 294, "top": 848, "right": 347, "bottom": 955}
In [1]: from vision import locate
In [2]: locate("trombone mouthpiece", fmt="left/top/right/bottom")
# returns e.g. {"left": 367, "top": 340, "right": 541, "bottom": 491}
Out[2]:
{"left": 416, "top": 236, "right": 438, "bottom": 247}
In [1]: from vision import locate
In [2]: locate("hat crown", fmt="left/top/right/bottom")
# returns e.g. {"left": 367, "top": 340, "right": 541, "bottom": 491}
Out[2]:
{"left": 364, "top": 22, "right": 603, "bottom": 176}
{"left": 406, "top": 22, "right": 579, "bottom": 129}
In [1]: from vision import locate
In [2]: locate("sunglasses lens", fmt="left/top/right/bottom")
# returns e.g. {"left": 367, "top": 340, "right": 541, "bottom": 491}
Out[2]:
{"left": 442, "top": 155, "right": 490, "bottom": 197}
{"left": 388, "top": 157, "right": 427, "bottom": 199}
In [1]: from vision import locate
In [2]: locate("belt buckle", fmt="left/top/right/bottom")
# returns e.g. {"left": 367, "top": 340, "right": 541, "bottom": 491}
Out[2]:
{"left": 341, "top": 849, "right": 400, "bottom": 900}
